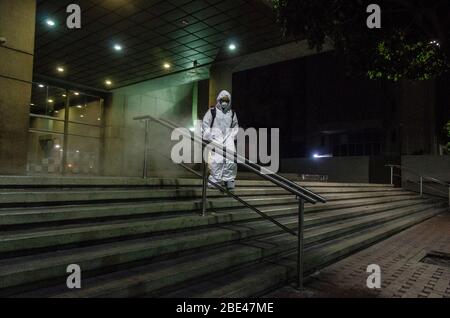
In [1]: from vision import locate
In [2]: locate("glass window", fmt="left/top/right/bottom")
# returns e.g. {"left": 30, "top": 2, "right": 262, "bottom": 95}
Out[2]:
{"left": 27, "top": 84, "right": 104, "bottom": 176}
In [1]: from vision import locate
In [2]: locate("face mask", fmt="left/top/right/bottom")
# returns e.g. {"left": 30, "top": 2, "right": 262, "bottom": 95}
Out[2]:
{"left": 221, "top": 101, "right": 229, "bottom": 108}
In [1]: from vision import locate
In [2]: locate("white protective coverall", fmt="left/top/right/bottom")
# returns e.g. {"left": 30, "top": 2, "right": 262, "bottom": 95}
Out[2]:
{"left": 202, "top": 90, "right": 239, "bottom": 187}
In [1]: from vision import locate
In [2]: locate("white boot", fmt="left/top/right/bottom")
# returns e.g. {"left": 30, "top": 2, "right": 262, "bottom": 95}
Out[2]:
{"left": 225, "top": 181, "right": 235, "bottom": 190}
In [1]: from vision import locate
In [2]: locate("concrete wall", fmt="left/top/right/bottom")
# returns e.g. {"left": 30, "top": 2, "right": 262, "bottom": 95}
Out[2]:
{"left": 0, "top": 0, "right": 36, "bottom": 175}
{"left": 400, "top": 155, "right": 450, "bottom": 198}
{"left": 102, "top": 77, "right": 211, "bottom": 177}
{"left": 396, "top": 81, "right": 438, "bottom": 155}
{"left": 401, "top": 155, "right": 450, "bottom": 182}
{"left": 280, "top": 156, "right": 397, "bottom": 183}
{"left": 281, "top": 157, "right": 371, "bottom": 183}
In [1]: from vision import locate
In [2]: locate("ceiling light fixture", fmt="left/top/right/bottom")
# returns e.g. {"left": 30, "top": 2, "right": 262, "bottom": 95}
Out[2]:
{"left": 46, "top": 19, "right": 56, "bottom": 27}
{"left": 48, "top": 99, "right": 54, "bottom": 103}
{"left": 76, "top": 105, "right": 82, "bottom": 109}
{"left": 114, "top": 44, "right": 123, "bottom": 51}
{"left": 229, "top": 43, "right": 237, "bottom": 51}
{"left": 57, "top": 66, "right": 65, "bottom": 73}
{"left": 163, "top": 63, "right": 171, "bottom": 69}
{"left": 74, "top": 92, "right": 79, "bottom": 96}
{"left": 105, "top": 80, "right": 112, "bottom": 86}
{"left": 38, "top": 84, "right": 45, "bottom": 88}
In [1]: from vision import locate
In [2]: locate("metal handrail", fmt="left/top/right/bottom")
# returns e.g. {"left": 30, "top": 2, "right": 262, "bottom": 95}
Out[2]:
{"left": 139, "top": 115, "right": 323, "bottom": 204}
{"left": 387, "top": 164, "right": 449, "bottom": 187}
{"left": 163, "top": 116, "right": 327, "bottom": 203}
{"left": 151, "top": 149, "right": 298, "bottom": 236}
{"left": 134, "top": 114, "right": 328, "bottom": 290}
{"left": 386, "top": 164, "right": 450, "bottom": 206}
{"left": 406, "top": 179, "right": 449, "bottom": 197}
{"left": 159, "top": 117, "right": 327, "bottom": 203}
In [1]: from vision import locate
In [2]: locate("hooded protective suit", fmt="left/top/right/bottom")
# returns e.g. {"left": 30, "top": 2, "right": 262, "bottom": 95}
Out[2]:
{"left": 202, "top": 90, "right": 239, "bottom": 187}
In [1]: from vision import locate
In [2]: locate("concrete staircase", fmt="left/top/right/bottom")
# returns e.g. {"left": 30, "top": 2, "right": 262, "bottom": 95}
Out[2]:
{"left": 0, "top": 176, "right": 447, "bottom": 298}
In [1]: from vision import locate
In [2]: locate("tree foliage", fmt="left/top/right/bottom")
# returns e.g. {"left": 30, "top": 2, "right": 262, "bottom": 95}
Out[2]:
{"left": 272, "top": 0, "right": 450, "bottom": 81}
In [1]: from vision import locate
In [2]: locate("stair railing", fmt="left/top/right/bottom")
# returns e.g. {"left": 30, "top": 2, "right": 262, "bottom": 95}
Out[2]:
{"left": 387, "top": 164, "right": 450, "bottom": 206}
{"left": 134, "top": 115, "right": 327, "bottom": 290}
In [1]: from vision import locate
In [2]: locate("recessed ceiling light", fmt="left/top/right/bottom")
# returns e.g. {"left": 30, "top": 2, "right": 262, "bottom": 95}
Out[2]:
{"left": 38, "top": 84, "right": 45, "bottom": 88}
{"left": 76, "top": 105, "right": 82, "bottom": 109}
{"left": 57, "top": 67, "right": 65, "bottom": 73}
{"left": 80, "top": 115, "right": 85, "bottom": 118}
{"left": 74, "top": 92, "right": 79, "bottom": 96}
{"left": 163, "top": 63, "right": 171, "bottom": 69}
{"left": 30, "top": 103, "right": 35, "bottom": 106}
{"left": 48, "top": 99, "right": 54, "bottom": 103}
{"left": 229, "top": 43, "right": 237, "bottom": 51}
{"left": 105, "top": 80, "right": 112, "bottom": 86}
{"left": 62, "top": 94, "right": 67, "bottom": 97}
{"left": 55, "top": 144, "right": 61, "bottom": 149}
{"left": 46, "top": 19, "right": 56, "bottom": 27}
{"left": 114, "top": 44, "right": 123, "bottom": 51}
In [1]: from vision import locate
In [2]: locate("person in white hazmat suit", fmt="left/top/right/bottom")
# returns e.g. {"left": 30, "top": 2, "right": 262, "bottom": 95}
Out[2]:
{"left": 202, "top": 90, "right": 239, "bottom": 190}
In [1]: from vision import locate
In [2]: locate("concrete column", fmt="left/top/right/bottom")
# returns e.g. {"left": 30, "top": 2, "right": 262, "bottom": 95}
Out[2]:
{"left": 192, "top": 81, "right": 198, "bottom": 125}
{"left": 209, "top": 63, "right": 233, "bottom": 106}
{"left": 396, "top": 80, "right": 436, "bottom": 155}
{"left": 0, "top": 0, "right": 36, "bottom": 175}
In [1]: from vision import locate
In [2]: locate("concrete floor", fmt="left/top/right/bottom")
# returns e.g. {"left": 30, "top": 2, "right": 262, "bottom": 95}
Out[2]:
{"left": 266, "top": 212, "right": 450, "bottom": 298}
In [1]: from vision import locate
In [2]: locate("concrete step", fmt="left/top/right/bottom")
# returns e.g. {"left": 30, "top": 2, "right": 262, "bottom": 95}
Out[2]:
{"left": 0, "top": 176, "right": 393, "bottom": 188}
{"left": 0, "top": 186, "right": 396, "bottom": 194}
{"left": 0, "top": 192, "right": 418, "bottom": 227}
{"left": 0, "top": 188, "right": 286, "bottom": 206}
{"left": 0, "top": 186, "right": 401, "bottom": 206}
{"left": 0, "top": 199, "right": 442, "bottom": 294}
{"left": 159, "top": 207, "right": 447, "bottom": 298}
{"left": 0, "top": 196, "right": 434, "bottom": 255}
{"left": 14, "top": 205, "right": 445, "bottom": 298}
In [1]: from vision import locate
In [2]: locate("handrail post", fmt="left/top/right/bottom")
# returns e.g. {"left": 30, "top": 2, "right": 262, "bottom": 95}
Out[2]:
{"left": 201, "top": 161, "right": 208, "bottom": 216}
{"left": 143, "top": 119, "right": 150, "bottom": 179}
{"left": 297, "top": 198, "right": 305, "bottom": 290}
{"left": 448, "top": 186, "right": 450, "bottom": 207}
{"left": 448, "top": 186, "right": 450, "bottom": 206}
{"left": 390, "top": 166, "right": 394, "bottom": 186}
{"left": 419, "top": 176, "right": 423, "bottom": 197}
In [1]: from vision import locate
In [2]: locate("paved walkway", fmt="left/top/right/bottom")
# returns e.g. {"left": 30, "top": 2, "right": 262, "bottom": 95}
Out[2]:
{"left": 266, "top": 212, "right": 450, "bottom": 298}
